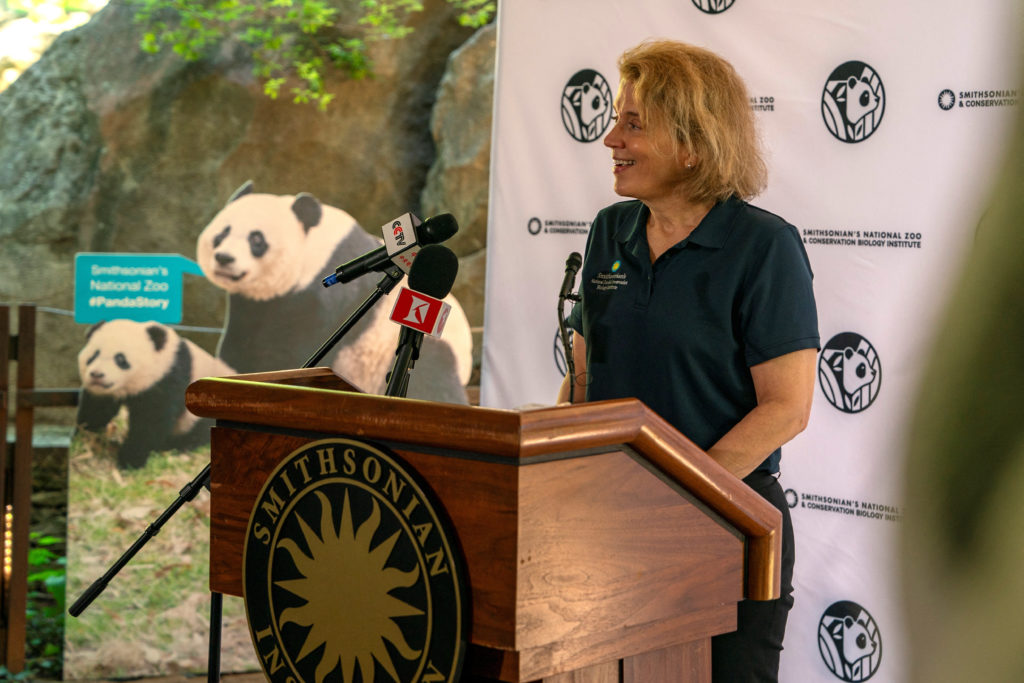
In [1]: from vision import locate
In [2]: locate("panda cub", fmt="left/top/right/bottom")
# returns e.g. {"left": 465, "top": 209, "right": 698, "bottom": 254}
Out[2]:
{"left": 76, "top": 319, "right": 235, "bottom": 469}
{"left": 196, "top": 181, "right": 472, "bottom": 403}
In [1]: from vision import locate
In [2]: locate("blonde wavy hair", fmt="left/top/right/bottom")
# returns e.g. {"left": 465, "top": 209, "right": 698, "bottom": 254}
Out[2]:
{"left": 618, "top": 40, "right": 767, "bottom": 203}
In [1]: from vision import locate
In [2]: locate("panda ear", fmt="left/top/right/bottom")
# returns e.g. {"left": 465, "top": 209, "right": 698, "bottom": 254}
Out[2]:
{"left": 84, "top": 321, "right": 107, "bottom": 340}
{"left": 292, "top": 193, "right": 323, "bottom": 232}
{"left": 228, "top": 180, "right": 255, "bottom": 204}
{"left": 146, "top": 325, "right": 169, "bottom": 352}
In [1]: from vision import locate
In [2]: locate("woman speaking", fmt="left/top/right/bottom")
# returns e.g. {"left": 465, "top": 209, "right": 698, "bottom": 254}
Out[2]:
{"left": 558, "top": 40, "right": 819, "bottom": 681}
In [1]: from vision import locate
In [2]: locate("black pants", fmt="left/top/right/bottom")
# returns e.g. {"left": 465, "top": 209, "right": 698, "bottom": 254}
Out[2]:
{"left": 710, "top": 471, "right": 795, "bottom": 682}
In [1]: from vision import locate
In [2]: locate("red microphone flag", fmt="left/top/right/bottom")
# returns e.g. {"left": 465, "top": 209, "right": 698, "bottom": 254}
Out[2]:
{"left": 388, "top": 287, "right": 452, "bottom": 338}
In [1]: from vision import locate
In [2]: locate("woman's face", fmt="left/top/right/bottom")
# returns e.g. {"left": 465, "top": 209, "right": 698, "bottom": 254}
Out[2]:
{"left": 603, "top": 82, "right": 692, "bottom": 204}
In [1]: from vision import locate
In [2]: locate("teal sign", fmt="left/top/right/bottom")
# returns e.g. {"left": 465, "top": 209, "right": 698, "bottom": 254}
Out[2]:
{"left": 74, "top": 253, "right": 204, "bottom": 324}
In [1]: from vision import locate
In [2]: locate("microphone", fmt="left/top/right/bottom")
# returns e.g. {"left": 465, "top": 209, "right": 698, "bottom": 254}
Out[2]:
{"left": 323, "top": 212, "right": 459, "bottom": 287}
{"left": 385, "top": 244, "right": 459, "bottom": 397}
{"left": 406, "top": 243, "right": 459, "bottom": 300}
{"left": 559, "top": 251, "right": 582, "bottom": 300}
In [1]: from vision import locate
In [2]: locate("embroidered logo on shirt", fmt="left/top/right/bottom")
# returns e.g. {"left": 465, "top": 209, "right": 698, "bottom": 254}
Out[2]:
{"left": 592, "top": 271, "right": 628, "bottom": 291}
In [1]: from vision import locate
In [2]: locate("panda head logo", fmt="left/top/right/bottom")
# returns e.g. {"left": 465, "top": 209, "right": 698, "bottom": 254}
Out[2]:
{"left": 77, "top": 320, "right": 177, "bottom": 399}
{"left": 833, "top": 347, "right": 876, "bottom": 395}
{"left": 819, "top": 332, "right": 882, "bottom": 413}
{"left": 818, "top": 601, "right": 882, "bottom": 681}
{"left": 561, "top": 69, "right": 614, "bottom": 143}
{"left": 691, "top": 0, "right": 736, "bottom": 13}
{"left": 196, "top": 181, "right": 360, "bottom": 301}
{"left": 822, "top": 61, "right": 886, "bottom": 142}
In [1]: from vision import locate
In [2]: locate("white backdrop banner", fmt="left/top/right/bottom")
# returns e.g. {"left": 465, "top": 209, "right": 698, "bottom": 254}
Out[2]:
{"left": 481, "top": 1, "right": 1020, "bottom": 681}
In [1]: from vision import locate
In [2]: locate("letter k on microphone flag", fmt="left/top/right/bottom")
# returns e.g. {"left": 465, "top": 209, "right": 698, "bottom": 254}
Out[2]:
{"left": 389, "top": 287, "right": 451, "bottom": 337}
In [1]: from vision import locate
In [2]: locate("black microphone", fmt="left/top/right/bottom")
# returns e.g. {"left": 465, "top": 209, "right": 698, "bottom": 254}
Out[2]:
{"left": 407, "top": 244, "right": 459, "bottom": 299}
{"left": 559, "top": 251, "right": 582, "bottom": 300}
{"left": 385, "top": 244, "right": 459, "bottom": 398}
{"left": 323, "top": 213, "right": 459, "bottom": 287}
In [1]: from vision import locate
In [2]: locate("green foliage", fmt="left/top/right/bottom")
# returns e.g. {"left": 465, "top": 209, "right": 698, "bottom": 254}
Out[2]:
{"left": 130, "top": 0, "right": 495, "bottom": 110}
{"left": 449, "top": 0, "right": 494, "bottom": 28}
{"left": 0, "top": 532, "right": 67, "bottom": 681}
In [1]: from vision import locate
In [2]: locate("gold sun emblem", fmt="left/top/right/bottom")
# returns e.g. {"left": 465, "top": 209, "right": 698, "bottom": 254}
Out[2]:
{"left": 273, "top": 489, "right": 424, "bottom": 683}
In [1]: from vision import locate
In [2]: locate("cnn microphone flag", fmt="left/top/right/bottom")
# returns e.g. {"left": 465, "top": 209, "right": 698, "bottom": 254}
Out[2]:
{"left": 389, "top": 287, "right": 451, "bottom": 337}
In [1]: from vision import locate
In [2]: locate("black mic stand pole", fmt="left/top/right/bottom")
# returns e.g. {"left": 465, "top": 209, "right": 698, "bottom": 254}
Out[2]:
{"left": 68, "top": 265, "right": 406, "bottom": 683}
{"left": 384, "top": 328, "right": 423, "bottom": 398}
{"left": 67, "top": 463, "right": 212, "bottom": 618}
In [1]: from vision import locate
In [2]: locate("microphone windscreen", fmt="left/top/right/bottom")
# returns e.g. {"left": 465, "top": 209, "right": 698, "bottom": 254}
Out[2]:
{"left": 408, "top": 244, "right": 459, "bottom": 298}
{"left": 418, "top": 213, "right": 459, "bottom": 245}
{"left": 566, "top": 251, "right": 582, "bottom": 272}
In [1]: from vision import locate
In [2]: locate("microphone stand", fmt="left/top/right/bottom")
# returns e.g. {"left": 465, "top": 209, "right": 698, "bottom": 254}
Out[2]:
{"left": 305, "top": 265, "right": 405, "bottom": 367}
{"left": 384, "top": 327, "right": 423, "bottom": 398}
{"left": 68, "top": 265, "right": 406, "bottom": 682}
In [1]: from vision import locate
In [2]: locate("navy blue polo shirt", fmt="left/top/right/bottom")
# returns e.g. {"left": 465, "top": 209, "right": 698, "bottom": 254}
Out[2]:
{"left": 568, "top": 197, "right": 819, "bottom": 473}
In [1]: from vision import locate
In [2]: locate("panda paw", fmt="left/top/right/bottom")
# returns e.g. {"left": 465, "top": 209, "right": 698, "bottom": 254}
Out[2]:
{"left": 116, "top": 445, "right": 152, "bottom": 470}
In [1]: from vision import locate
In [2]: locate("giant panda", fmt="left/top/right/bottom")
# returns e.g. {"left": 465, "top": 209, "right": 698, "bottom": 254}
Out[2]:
{"left": 195, "top": 181, "right": 472, "bottom": 403}
{"left": 76, "top": 319, "right": 235, "bottom": 469}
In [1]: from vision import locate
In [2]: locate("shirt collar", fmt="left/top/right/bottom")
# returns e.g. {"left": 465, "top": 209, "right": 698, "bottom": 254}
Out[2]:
{"left": 613, "top": 196, "right": 744, "bottom": 251}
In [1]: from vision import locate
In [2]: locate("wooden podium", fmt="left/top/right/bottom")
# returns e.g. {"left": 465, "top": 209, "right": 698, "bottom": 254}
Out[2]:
{"left": 185, "top": 368, "right": 782, "bottom": 683}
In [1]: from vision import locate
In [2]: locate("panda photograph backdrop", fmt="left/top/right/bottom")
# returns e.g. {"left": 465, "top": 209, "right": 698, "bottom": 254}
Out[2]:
{"left": 64, "top": 183, "right": 475, "bottom": 678}
{"left": 481, "top": 2, "right": 1020, "bottom": 682}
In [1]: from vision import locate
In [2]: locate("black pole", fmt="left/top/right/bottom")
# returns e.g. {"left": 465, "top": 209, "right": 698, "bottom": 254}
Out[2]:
{"left": 68, "top": 464, "right": 211, "bottom": 617}
{"left": 384, "top": 328, "right": 423, "bottom": 398}
{"left": 305, "top": 266, "right": 405, "bottom": 368}
{"left": 208, "top": 591, "right": 223, "bottom": 683}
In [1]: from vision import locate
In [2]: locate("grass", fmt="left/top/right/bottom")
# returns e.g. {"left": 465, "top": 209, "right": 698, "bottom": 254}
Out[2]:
{"left": 63, "top": 426, "right": 259, "bottom": 680}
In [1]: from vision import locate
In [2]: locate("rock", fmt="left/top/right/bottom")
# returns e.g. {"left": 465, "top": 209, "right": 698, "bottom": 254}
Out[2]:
{"left": 421, "top": 22, "right": 495, "bottom": 341}
{"left": 421, "top": 22, "right": 495, "bottom": 258}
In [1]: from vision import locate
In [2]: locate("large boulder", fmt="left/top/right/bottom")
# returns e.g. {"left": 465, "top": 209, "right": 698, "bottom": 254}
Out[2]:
{"left": 0, "top": 2, "right": 493, "bottom": 398}
{"left": 421, "top": 22, "right": 495, "bottom": 367}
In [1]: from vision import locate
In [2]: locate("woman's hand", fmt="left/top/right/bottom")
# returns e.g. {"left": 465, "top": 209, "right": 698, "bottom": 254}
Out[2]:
{"left": 556, "top": 332, "right": 588, "bottom": 404}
